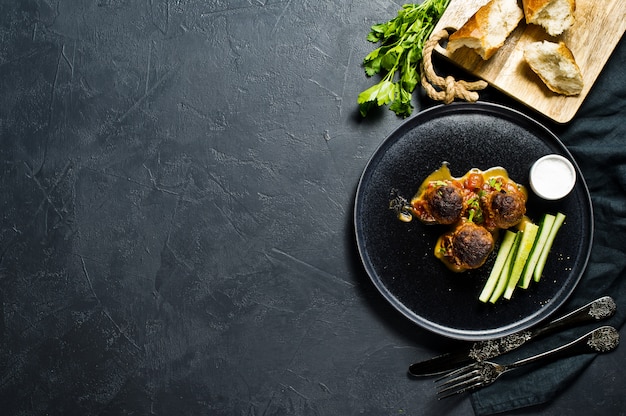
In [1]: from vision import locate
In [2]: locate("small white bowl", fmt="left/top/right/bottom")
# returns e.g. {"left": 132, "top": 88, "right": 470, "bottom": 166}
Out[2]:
{"left": 529, "top": 154, "right": 576, "bottom": 200}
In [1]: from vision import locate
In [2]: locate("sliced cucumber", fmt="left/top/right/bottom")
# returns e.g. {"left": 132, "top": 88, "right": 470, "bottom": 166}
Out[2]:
{"left": 476, "top": 211, "right": 566, "bottom": 304}
{"left": 479, "top": 230, "right": 517, "bottom": 303}
{"left": 489, "top": 231, "right": 521, "bottom": 304}
{"left": 534, "top": 212, "right": 566, "bottom": 282}
{"left": 519, "top": 214, "right": 556, "bottom": 289}
{"left": 504, "top": 222, "right": 539, "bottom": 299}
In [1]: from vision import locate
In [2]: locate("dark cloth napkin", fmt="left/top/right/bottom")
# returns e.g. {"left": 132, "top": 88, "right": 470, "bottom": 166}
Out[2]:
{"left": 470, "top": 37, "right": 626, "bottom": 415}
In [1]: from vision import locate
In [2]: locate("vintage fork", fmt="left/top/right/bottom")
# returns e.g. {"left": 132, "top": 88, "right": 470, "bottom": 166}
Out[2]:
{"left": 435, "top": 326, "right": 619, "bottom": 399}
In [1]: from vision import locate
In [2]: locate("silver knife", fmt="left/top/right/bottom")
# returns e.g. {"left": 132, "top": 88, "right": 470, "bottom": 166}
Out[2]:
{"left": 408, "top": 296, "right": 616, "bottom": 377}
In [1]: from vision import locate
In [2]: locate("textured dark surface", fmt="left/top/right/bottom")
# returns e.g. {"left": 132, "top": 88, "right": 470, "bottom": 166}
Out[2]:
{"left": 1, "top": 1, "right": 625, "bottom": 415}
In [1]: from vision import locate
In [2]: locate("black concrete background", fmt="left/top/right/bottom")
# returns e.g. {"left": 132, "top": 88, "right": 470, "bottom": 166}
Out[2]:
{"left": 1, "top": 1, "right": 624, "bottom": 415}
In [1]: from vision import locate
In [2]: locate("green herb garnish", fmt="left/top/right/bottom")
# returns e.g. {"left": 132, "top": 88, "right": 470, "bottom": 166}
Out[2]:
{"left": 488, "top": 177, "right": 502, "bottom": 192}
{"left": 467, "top": 196, "right": 483, "bottom": 224}
{"left": 358, "top": 0, "right": 450, "bottom": 118}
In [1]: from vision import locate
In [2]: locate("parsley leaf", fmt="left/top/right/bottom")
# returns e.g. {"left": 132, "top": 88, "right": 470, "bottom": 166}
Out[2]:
{"left": 358, "top": 0, "right": 450, "bottom": 118}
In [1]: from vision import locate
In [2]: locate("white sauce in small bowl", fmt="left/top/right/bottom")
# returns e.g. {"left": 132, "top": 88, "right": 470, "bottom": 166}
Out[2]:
{"left": 529, "top": 154, "right": 576, "bottom": 200}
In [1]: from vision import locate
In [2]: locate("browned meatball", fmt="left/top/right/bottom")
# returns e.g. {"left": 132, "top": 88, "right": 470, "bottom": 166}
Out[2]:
{"left": 483, "top": 190, "right": 526, "bottom": 230}
{"left": 412, "top": 183, "right": 464, "bottom": 225}
{"left": 444, "top": 221, "right": 494, "bottom": 270}
{"left": 430, "top": 185, "right": 464, "bottom": 223}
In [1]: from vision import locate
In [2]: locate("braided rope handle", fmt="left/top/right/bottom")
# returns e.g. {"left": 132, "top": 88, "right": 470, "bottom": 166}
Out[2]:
{"left": 420, "top": 29, "right": 488, "bottom": 104}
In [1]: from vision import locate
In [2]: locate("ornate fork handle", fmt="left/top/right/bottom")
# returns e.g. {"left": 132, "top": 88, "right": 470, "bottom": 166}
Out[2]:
{"left": 507, "top": 325, "right": 619, "bottom": 371}
{"left": 437, "top": 326, "right": 620, "bottom": 397}
{"left": 469, "top": 296, "right": 616, "bottom": 361}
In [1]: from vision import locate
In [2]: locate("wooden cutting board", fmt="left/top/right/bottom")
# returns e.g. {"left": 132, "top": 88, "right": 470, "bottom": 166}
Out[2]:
{"left": 431, "top": 0, "right": 626, "bottom": 123}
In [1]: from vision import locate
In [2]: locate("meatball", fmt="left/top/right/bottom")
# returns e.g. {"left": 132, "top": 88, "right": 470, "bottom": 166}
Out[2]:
{"left": 430, "top": 185, "right": 464, "bottom": 224}
{"left": 483, "top": 190, "right": 526, "bottom": 230}
{"left": 444, "top": 221, "right": 494, "bottom": 270}
{"left": 412, "top": 183, "right": 464, "bottom": 225}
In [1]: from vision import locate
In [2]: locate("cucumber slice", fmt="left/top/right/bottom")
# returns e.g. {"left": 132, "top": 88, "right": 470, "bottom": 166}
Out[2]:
{"left": 479, "top": 230, "right": 517, "bottom": 303}
{"left": 519, "top": 214, "right": 556, "bottom": 289}
{"left": 534, "top": 212, "right": 566, "bottom": 282}
{"left": 489, "top": 231, "right": 521, "bottom": 304}
{"left": 504, "top": 221, "right": 539, "bottom": 300}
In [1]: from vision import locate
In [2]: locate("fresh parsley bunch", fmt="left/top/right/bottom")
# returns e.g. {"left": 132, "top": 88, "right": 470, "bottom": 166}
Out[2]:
{"left": 358, "top": 0, "right": 450, "bottom": 118}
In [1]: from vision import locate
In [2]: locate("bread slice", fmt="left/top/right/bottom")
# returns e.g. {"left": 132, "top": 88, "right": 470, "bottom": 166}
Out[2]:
{"left": 447, "top": 0, "right": 524, "bottom": 60}
{"left": 522, "top": 0, "right": 575, "bottom": 36}
{"left": 523, "top": 40, "right": 583, "bottom": 95}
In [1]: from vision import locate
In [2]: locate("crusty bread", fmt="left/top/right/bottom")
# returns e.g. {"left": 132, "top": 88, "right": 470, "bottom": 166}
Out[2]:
{"left": 523, "top": 40, "right": 583, "bottom": 95}
{"left": 447, "top": 0, "right": 524, "bottom": 60}
{"left": 522, "top": 0, "right": 575, "bottom": 36}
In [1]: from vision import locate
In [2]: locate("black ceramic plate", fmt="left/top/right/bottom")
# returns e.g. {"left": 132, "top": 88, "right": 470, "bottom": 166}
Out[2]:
{"left": 354, "top": 102, "right": 593, "bottom": 341}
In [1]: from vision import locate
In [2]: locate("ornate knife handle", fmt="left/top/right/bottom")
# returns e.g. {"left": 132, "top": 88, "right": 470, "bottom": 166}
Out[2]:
{"left": 469, "top": 296, "right": 616, "bottom": 361}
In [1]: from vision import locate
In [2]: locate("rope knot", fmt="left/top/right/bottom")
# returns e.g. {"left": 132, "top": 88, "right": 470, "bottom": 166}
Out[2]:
{"left": 420, "top": 29, "right": 488, "bottom": 104}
